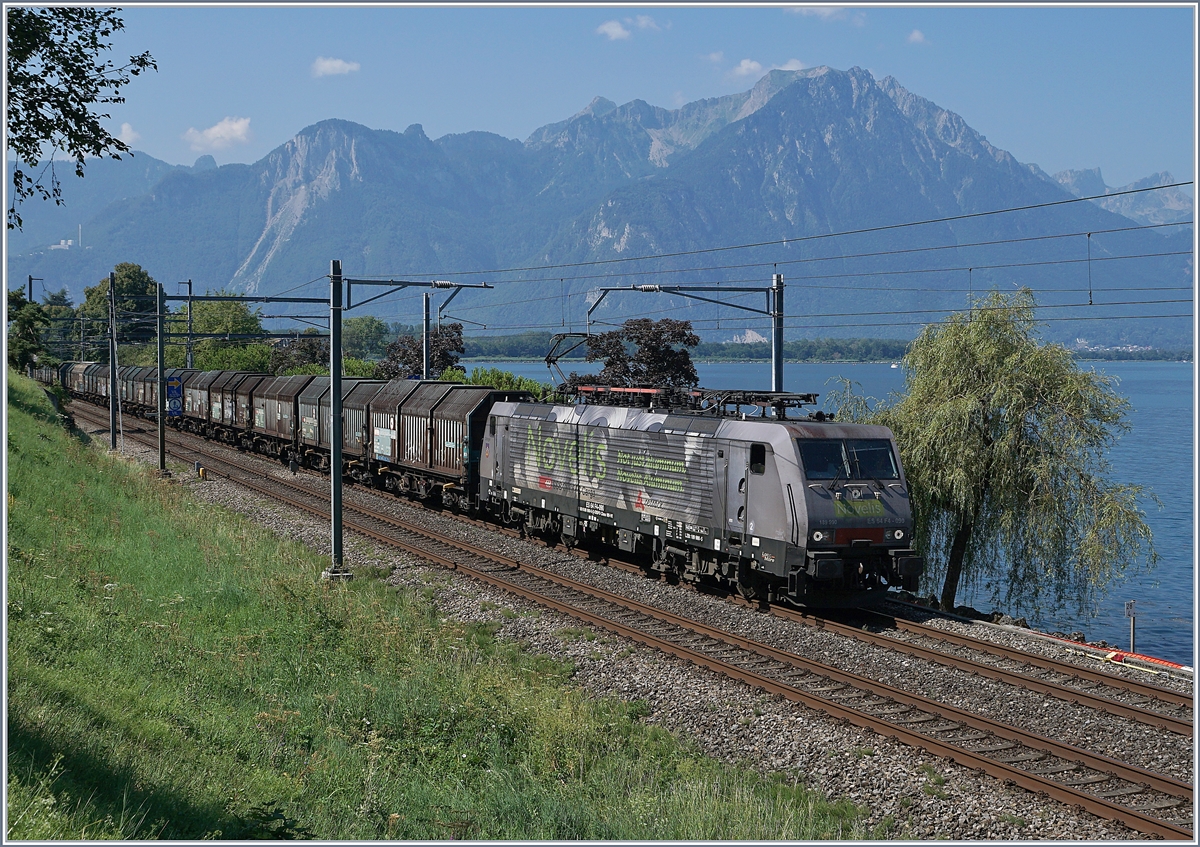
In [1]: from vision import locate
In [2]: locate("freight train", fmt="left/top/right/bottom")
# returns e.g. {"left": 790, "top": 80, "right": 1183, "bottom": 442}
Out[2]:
{"left": 38, "top": 362, "right": 924, "bottom": 607}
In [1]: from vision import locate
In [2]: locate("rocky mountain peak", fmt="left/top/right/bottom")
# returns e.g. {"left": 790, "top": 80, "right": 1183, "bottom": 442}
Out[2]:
{"left": 1054, "top": 168, "right": 1193, "bottom": 226}
{"left": 576, "top": 96, "right": 617, "bottom": 119}
{"left": 1053, "top": 167, "right": 1108, "bottom": 198}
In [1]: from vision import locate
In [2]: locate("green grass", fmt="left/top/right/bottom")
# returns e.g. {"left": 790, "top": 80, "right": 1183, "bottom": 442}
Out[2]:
{"left": 6, "top": 372, "right": 869, "bottom": 839}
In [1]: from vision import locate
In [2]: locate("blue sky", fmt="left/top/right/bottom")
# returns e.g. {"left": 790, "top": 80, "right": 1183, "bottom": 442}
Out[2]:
{"left": 88, "top": 4, "right": 1199, "bottom": 190}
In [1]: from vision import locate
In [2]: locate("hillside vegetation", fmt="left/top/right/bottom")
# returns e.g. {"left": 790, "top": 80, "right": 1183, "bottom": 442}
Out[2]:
{"left": 5, "top": 372, "right": 871, "bottom": 840}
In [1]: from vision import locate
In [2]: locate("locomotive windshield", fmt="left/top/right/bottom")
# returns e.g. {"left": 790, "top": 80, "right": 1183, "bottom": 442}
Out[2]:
{"left": 797, "top": 438, "right": 899, "bottom": 480}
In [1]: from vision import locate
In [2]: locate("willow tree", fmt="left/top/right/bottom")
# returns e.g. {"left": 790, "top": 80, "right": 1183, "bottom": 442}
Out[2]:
{"left": 866, "top": 289, "right": 1156, "bottom": 613}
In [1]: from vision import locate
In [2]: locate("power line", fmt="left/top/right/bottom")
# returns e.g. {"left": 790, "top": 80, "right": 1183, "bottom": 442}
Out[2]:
{"left": 341, "top": 181, "right": 1192, "bottom": 281}
{"left": 392, "top": 219, "right": 1194, "bottom": 289}
{"left": 425, "top": 306, "right": 1193, "bottom": 335}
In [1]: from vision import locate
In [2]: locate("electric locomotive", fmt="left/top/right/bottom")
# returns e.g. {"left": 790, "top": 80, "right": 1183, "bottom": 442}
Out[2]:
{"left": 482, "top": 386, "right": 923, "bottom": 606}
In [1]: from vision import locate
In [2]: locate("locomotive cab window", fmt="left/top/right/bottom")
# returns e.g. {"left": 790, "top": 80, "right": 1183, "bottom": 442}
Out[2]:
{"left": 489, "top": 416, "right": 496, "bottom": 436}
{"left": 749, "top": 443, "right": 766, "bottom": 475}
{"left": 846, "top": 438, "right": 899, "bottom": 480}
{"left": 797, "top": 438, "right": 899, "bottom": 481}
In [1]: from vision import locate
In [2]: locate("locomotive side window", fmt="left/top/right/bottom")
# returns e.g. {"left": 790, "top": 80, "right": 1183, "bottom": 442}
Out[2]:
{"left": 489, "top": 416, "right": 496, "bottom": 436}
{"left": 749, "top": 443, "right": 766, "bottom": 475}
{"left": 797, "top": 439, "right": 849, "bottom": 480}
{"left": 846, "top": 439, "right": 899, "bottom": 480}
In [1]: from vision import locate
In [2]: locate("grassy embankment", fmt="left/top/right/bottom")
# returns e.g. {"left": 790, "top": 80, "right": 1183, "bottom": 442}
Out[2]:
{"left": 6, "top": 372, "right": 874, "bottom": 840}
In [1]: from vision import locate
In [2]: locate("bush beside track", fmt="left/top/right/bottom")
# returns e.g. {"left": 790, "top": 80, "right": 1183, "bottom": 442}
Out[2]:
{"left": 5, "top": 371, "right": 871, "bottom": 840}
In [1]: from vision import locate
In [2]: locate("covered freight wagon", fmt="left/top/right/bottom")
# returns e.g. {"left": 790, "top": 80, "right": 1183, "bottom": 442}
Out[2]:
{"left": 249, "top": 374, "right": 316, "bottom": 459}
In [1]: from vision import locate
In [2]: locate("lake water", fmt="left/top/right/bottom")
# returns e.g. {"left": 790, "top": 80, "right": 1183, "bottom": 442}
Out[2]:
{"left": 464, "top": 358, "right": 1195, "bottom": 667}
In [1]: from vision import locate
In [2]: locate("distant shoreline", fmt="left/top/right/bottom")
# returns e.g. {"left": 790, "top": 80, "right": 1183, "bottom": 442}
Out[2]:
{"left": 460, "top": 355, "right": 1194, "bottom": 365}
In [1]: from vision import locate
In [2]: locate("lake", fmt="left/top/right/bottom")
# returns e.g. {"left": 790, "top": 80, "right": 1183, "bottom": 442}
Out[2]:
{"left": 463, "top": 358, "right": 1194, "bottom": 667}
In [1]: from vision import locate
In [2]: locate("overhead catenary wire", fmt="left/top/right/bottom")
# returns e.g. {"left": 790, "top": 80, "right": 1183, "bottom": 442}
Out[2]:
{"left": 411, "top": 219, "right": 1194, "bottom": 291}
{"left": 337, "top": 181, "right": 1192, "bottom": 282}
{"left": 270, "top": 192, "right": 1193, "bottom": 331}
{"left": 81, "top": 184, "right": 1192, "bottom": 346}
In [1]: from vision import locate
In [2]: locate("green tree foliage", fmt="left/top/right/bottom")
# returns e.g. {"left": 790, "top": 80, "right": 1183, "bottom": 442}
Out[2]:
{"left": 433, "top": 365, "right": 550, "bottom": 397}
{"left": 7, "top": 289, "right": 50, "bottom": 370}
{"left": 343, "top": 357, "right": 376, "bottom": 377}
{"left": 194, "top": 344, "right": 272, "bottom": 372}
{"left": 36, "top": 287, "right": 78, "bottom": 360}
{"left": 694, "top": 337, "right": 911, "bottom": 363}
{"left": 6, "top": 7, "right": 155, "bottom": 229}
{"left": 465, "top": 366, "right": 550, "bottom": 397}
{"left": 837, "top": 289, "right": 1157, "bottom": 614}
{"left": 376, "top": 323, "right": 464, "bottom": 380}
{"left": 581, "top": 318, "right": 699, "bottom": 388}
{"left": 183, "top": 294, "right": 264, "bottom": 338}
{"left": 174, "top": 292, "right": 267, "bottom": 370}
{"left": 342, "top": 315, "right": 390, "bottom": 360}
{"left": 462, "top": 332, "right": 572, "bottom": 360}
{"left": 78, "top": 263, "right": 158, "bottom": 349}
{"left": 41, "top": 286, "right": 73, "bottom": 309}
{"left": 269, "top": 332, "right": 328, "bottom": 376}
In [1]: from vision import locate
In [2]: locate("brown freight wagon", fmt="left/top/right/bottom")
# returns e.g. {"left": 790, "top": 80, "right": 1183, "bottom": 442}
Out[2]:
{"left": 249, "top": 374, "right": 317, "bottom": 460}
{"left": 339, "top": 379, "right": 390, "bottom": 483}
{"left": 430, "top": 385, "right": 533, "bottom": 510}
{"left": 182, "top": 371, "right": 222, "bottom": 432}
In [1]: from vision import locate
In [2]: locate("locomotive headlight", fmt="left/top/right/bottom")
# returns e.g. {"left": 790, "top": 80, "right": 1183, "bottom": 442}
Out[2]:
{"left": 811, "top": 529, "right": 829, "bottom": 543}
{"left": 885, "top": 528, "right": 906, "bottom": 541}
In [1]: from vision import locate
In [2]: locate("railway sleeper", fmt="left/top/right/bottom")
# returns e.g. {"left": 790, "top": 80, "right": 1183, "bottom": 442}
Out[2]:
{"left": 892, "top": 713, "right": 939, "bottom": 725}
{"left": 945, "top": 730, "right": 988, "bottom": 742}
{"left": 1096, "top": 785, "right": 1153, "bottom": 799}
{"left": 1130, "top": 798, "right": 1186, "bottom": 812}
{"left": 1027, "top": 762, "right": 1082, "bottom": 776}
{"left": 830, "top": 690, "right": 871, "bottom": 702}
{"left": 966, "top": 740, "right": 1016, "bottom": 754}
{"left": 1061, "top": 773, "right": 1114, "bottom": 787}
{"left": 992, "top": 750, "right": 1048, "bottom": 765}
{"left": 857, "top": 698, "right": 895, "bottom": 710}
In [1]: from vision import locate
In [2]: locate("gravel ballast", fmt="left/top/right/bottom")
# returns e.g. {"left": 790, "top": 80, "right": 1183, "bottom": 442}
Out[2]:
{"left": 103, "top": 430, "right": 1191, "bottom": 840}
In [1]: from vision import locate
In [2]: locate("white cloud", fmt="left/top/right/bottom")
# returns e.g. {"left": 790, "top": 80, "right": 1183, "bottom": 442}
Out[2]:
{"left": 118, "top": 122, "right": 140, "bottom": 145}
{"left": 596, "top": 20, "right": 631, "bottom": 40}
{"left": 732, "top": 59, "right": 764, "bottom": 77}
{"left": 788, "top": 6, "right": 866, "bottom": 26}
{"left": 774, "top": 59, "right": 806, "bottom": 71}
{"left": 791, "top": 6, "right": 847, "bottom": 20}
{"left": 907, "top": 29, "right": 927, "bottom": 44}
{"left": 183, "top": 116, "right": 251, "bottom": 152}
{"left": 633, "top": 15, "right": 659, "bottom": 31}
{"left": 312, "top": 56, "right": 361, "bottom": 77}
{"left": 706, "top": 51, "right": 724, "bottom": 64}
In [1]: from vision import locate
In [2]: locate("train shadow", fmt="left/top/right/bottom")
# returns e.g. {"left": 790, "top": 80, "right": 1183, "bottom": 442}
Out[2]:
{"left": 6, "top": 716, "right": 231, "bottom": 838}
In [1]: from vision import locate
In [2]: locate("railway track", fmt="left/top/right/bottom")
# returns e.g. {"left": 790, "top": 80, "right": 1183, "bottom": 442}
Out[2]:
{"left": 71, "top": 403, "right": 1195, "bottom": 839}
{"left": 765, "top": 605, "right": 1193, "bottom": 736}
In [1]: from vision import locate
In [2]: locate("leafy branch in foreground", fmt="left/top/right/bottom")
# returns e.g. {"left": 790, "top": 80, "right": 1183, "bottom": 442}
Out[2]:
{"left": 7, "top": 6, "right": 156, "bottom": 229}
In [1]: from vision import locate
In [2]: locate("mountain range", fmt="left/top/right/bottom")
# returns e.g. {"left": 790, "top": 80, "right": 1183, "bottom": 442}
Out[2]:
{"left": 6, "top": 66, "right": 1193, "bottom": 348}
